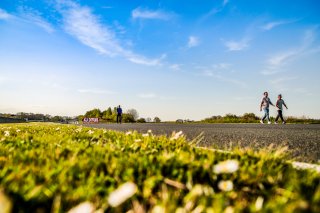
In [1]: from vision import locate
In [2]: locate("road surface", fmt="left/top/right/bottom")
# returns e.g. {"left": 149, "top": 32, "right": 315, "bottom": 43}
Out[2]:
{"left": 84, "top": 123, "right": 320, "bottom": 163}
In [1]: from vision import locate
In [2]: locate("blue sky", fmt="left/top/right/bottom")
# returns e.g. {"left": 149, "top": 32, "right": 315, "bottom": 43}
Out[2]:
{"left": 0, "top": 0, "right": 320, "bottom": 120}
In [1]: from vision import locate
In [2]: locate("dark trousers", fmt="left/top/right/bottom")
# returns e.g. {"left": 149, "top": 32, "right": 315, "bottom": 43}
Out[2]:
{"left": 117, "top": 114, "right": 122, "bottom": 123}
{"left": 275, "top": 110, "right": 284, "bottom": 122}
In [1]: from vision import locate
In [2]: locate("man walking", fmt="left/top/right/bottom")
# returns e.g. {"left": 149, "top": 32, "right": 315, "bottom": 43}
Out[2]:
{"left": 117, "top": 105, "right": 122, "bottom": 124}
{"left": 274, "top": 94, "right": 288, "bottom": 124}
{"left": 260, "top": 92, "right": 275, "bottom": 124}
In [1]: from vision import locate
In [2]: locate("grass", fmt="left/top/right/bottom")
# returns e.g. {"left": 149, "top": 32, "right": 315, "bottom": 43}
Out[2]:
{"left": 0, "top": 123, "right": 319, "bottom": 212}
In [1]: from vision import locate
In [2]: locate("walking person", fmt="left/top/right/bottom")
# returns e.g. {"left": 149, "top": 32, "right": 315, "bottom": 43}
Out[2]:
{"left": 274, "top": 94, "right": 288, "bottom": 124}
{"left": 260, "top": 92, "right": 275, "bottom": 124}
{"left": 117, "top": 105, "right": 122, "bottom": 124}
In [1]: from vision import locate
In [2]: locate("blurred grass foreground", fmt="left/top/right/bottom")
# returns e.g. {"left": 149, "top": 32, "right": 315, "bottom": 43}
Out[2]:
{"left": 0, "top": 123, "right": 319, "bottom": 212}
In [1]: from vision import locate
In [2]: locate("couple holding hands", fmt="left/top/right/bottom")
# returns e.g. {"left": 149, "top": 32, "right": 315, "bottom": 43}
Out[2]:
{"left": 260, "top": 92, "right": 288, "bottom": 124}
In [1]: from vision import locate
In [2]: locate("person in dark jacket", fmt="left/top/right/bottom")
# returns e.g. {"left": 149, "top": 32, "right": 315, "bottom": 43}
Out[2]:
{"left": 117, "top": 105, "right": 122, "bottom": 124}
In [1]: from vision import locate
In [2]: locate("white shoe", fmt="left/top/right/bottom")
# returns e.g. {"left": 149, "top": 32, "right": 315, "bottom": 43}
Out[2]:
{"left": 282, "top": 121, "right": 286, "bottom": 124}
{"left": 268, "top": 121, "right": 271, "bottom": 124}
{"left": 260, "top": 120, "right": 263, "bottom": 124}
{"left": 274, "top": 122, "right": 278, "bottom": 124}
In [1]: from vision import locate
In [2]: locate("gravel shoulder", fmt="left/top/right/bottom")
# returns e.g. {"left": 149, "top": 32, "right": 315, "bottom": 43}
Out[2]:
{"left": 84, "top": 123, "right": 320, "bottom": 163}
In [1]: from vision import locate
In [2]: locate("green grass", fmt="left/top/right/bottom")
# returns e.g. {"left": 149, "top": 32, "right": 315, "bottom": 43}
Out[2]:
{"left": 0, "top": 123, "right": 319, "bottom": 212}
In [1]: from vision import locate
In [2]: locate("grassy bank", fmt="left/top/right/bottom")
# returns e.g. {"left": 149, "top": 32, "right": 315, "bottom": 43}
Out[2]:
{"left": 0, "top": 123, "right": 319, "bottom": 212}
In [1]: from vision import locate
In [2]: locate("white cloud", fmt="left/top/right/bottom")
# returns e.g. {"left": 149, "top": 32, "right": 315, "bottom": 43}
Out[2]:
{"left": 268, "top": 50, "right": 298, "bottom": 66}
{"left": 199, "top": 0, "right": 229, "bottom": 22}
{"left": 138, "top": 93, "right": 156, "bottom": 99}
{"left": 187, "top": 36, "right": 200, "bottom": 48}
{"left": 270, "top": 76, "right": 297, "bottom": 85}
{"left": 127, "top": 54, "right": 166, "bottom": 66}
{"left": 0, "top": 8, "right": 53, "bottom": 33}
{"left": 78, "top": 88, "right": 115, "bottom": 95}
{"left": 261, "top": 20, "right": 297, "bottom": 31}
{"left": 213, "top": 63, "right": 231, "bottom": 69}
{"left": 224, "top": 38, "right": 250, "bottom": 51}
{"left": 0, "top": 8, "right": 12, "bottom": 20}
{"left": 261, "top": 21, "right": 287, "bottom": 31}
{"left": 132, "top": 8, "right": 172, "bottom": 20}
{"left": 169, "top": 64, "right": 182, "bottom": 71}
{"left": 57, "top": 0, "right": 165, "bottom": 66}
{"left": 19, "top": 8, "right": 55, "bottom": 33}
{"left": 262, "top": 27, "right": 319, "bottom": 75}
{"left": 201, "top": 70, "right": 247, "bottom": 87}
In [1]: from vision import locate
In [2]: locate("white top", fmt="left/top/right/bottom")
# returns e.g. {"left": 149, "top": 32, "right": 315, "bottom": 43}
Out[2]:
{"left": 261, "top": 97, "right": 272, "bottom": 109}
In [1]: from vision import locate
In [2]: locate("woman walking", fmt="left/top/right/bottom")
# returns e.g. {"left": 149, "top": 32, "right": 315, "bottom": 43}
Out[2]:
{"left": 274, "top": 94, "right": 288, "bottom": 124}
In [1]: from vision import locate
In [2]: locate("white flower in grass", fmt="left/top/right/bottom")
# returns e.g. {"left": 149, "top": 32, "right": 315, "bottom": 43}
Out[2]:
{"left": 103, "top": 129, "right": 107, "bottom": 134}
{"left": 16, "top": 129, "right": 21, "bottom": 133}
{"left": 126, "top": 131, "right": 132, "bottom": 135}
{"left": 87, "top": 130, "right": 94, "bottom": 135}
{"left": 4, "top": 131, "right": 10, "bottom": 137}
{"left": 213, "top": 160, "right": 239, "bottom": 174}
{"left": 134, "top": 139, "right": 142, "bottom": 142}
{"left": 255, "top": 196, "right": 264, "bottom": 210}
{"left": 152, "top": 205, "right": 165, "bottom": 213}
{"left": 147, "top": 129, "right": 152, "bottom": 134}
{"left": 170, "top": 131, "right": 183, "bottom": 140}
{"left": 75, "top": 128, "right": 82, "bottom": 133}
{"left": 68, "top": 201, "right": 94, "bottom": 213}
{"left": 55, "top": 127, "right": 60, "bottom": 131}
{"left": 224, "top": 206, "right": 234, "bottom": 213}
{"left": 0, "top": 190, "right": 12, "bottom": 213}
{"left": 142, "top": 133, "right": 149, "bottom": 137}
{"left": 108, "top": 182, "right": 137, "bottom": 207}
{"left": 218, "top": 180, "right": 233, "bottom": 192}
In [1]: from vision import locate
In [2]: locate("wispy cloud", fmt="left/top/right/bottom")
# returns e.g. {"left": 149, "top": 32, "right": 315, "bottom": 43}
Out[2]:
{"left": 132, "top": 8, "right": 173, "bottom": 20}
{"left": 261, "top": 20, "right": 297, "bottom": 31}
{"left": 0, "top": 8, "right": 54, "bottom": 33}
{"left": 78, "top": 88, "right": 115, "bottom": 95}
{"left": 19, "top": 7, "right": 55, "bottom": 33}
{"left": 0, "top": 8, "right": 12, "bottom": 20}
{"left": 200, "top": 0, "right": 229, "bottom": 22}
{"left": 223, "top": 0, "right": 229, "bottom": 7}
{"left": 262, "top": 27, "right": 319, "bottom": 75}
{"left": 201, "top": 70, "right": 247, "bottom": 87}
{"left": 169, "top": 64, "right": 182, "bottom": 71}
{"left": 213, "top": 63, "right": 231, "bottom": 69}
{"left": 224, "top": 38, "right": 250, "bottom": 51}
{"left": 269, "top": 76, "right": 298, "bottom": 93}
{"left": 128, "top": 54, "right": 166, "bottom": 66}
{"left": 187, "top": 36, "right": 200, "bottom": 48}
{"left": 138, "top": 93, "right": 156, "bottom": 99}
{"left": 270, "top": 76, "right": 297, "bottom": 85}
{"left": 57, "top": 0, "right": 165, "bottom": 66}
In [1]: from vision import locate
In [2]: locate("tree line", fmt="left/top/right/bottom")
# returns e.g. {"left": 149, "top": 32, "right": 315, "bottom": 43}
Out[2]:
{"left": 0, "top": 112, "right": 73, "bottom": 122}
{"left": 80, "top": 107, "right": 161, "bottom": 123}
{"left": 201, "top": 113, "right": 320, "bottom": 124}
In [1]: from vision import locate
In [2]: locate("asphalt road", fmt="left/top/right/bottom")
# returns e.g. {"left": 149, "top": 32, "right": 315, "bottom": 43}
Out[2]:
{"left": 84, "top": 123, "right": 320, "bottom": 163}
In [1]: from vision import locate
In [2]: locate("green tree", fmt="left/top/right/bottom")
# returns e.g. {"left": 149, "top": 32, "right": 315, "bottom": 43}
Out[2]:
{"left": 137, "top": 118, "right": 146, "bottom": 123}
{"left": 85, "top": 108, "right": 102, "bottom": 118}
{"left": 102, "top": 107, "right": 114, "bottom": 121}
{"left": 127, "top": 109, "right": 139, "bottom": 121}
{"left": 153, "top": 117, "right": 161, "bottom": 123}
{"left": 242, "top": 113, "right": 258, "bottom": 122}
{"left": 122, "top": 113, "right": 135, "bottom": 123}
